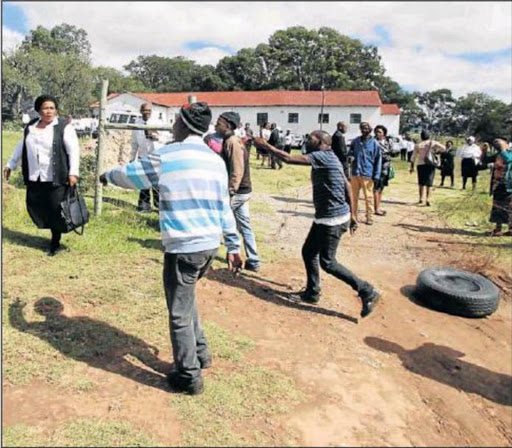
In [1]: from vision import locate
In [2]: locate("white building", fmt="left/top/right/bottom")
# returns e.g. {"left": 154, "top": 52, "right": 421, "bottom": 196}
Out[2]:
{"left": 90, "top": 90, "right": 401, "bottom": 140}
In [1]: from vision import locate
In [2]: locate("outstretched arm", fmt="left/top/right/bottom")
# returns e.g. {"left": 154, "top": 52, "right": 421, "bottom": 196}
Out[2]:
{"left": 254, "top": 138, "right": 310, "bottom": 165}
{"left": 100, "top": 151, "right": 161, "bottom": 190}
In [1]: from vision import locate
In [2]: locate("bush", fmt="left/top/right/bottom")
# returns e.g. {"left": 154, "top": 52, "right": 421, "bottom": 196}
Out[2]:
{"left": 80, "top": 153, "right": 97, "bottom": 193}
{"left": 3, "top": 120, "right": 24, "bottom": 131}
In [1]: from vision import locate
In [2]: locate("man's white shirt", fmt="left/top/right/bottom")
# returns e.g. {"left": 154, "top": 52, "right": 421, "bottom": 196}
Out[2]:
{"left": 131, "top": 117, "right": 170, "bottom": 160}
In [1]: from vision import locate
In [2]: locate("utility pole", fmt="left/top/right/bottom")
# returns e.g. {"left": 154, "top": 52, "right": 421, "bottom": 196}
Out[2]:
{"left": 319, "top": 83, "right": 326, "bottom": 131}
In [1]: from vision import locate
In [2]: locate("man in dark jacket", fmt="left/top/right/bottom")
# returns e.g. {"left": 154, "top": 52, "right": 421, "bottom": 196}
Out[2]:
{"left": 268, "top": 123, "right": 283, "bottom": 169}
{"left": 215, "top": 111, "right": 261, "bottom": 272}
{"left": 253, "top": 131, "right": 381, "bottom": 318}
{"left": 332, "top": 121, "right": 349, "bottom": 178}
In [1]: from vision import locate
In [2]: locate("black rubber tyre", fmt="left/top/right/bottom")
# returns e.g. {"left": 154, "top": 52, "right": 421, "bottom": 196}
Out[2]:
{"left": 415, "top": 267, "right": 500, "bottom": 318}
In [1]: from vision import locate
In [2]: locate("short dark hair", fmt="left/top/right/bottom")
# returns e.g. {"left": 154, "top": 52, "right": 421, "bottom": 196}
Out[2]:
{"left": 420, "top": 130, "right": 431, "bottom": 140}
{"left": 34, "top": 95, "right": 58, "bottom": 113}
{"left": 446, "top": 140, "right": 454, "bottom": 145}
{"left": 310, "top": 130, "right": 332, "bottom": 147}
{"left": 374, "top": 125, "right": 388, "bottom": 136}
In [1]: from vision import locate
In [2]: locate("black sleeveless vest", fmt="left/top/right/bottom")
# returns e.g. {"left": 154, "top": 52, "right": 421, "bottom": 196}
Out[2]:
{"left": 22, "top": 117, "right": 70, "bottom": 185}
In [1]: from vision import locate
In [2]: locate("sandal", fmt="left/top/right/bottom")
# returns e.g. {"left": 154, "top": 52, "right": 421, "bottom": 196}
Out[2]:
{"left": 491, "top": 229, "right": 503, "bottom": 237}
{"left": 375, "top": 210, "right": 387, "bottom": 216}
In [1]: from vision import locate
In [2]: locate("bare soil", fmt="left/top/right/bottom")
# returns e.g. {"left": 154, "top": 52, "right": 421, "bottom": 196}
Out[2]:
{"left": 4, "top": 185, "right": 512, "bottom": 446}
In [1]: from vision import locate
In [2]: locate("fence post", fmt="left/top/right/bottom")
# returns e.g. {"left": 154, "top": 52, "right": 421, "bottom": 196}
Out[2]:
{"left": 94, "top": 79, "right": 109, "bottom": 216}
{"left": 188, "top": 95, "right": 197, "bottom": 104}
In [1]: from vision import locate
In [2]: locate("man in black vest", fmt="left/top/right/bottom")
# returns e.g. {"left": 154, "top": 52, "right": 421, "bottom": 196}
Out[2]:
{"left": 268, "top": 123, "right": 284, "bottom": 170}
{"left": 215, "top": 112, "right": 261, "bottom": 272}
{"left": 332, "top": 121, "right": 349, "bottom": 178}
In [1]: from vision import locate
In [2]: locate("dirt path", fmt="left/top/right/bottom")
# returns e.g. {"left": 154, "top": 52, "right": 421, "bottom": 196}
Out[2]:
{"left": 4, "top": 176, "right": 511, "bottom": 446}
{"left": 205, "top": 185, "right": 512, "bottom": 446}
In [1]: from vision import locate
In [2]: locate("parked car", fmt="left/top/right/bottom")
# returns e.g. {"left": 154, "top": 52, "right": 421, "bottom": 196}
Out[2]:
{"left": 290, "top": 133, "right": 304, "bottom": 149}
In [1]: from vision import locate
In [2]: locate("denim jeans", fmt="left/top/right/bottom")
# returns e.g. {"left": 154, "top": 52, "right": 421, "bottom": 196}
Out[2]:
{"left": 163, "top": 249, "right": 217, "bottom": 380}
{"left": 301, "top": 221, "right": 374, "bottom": 299}
{"left": 231, "top": 193, "right": 260, "bottom": 268}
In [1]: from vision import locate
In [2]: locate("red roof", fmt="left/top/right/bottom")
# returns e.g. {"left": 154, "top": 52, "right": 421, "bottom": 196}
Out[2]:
{"left": 89, "top": 93, "right": 120, "bottom": 108}
{"left": 381, "top": 104, "right": 401, "bottom": 115}
{"left": 90, "top": 90, "right": 383, "bottom": 108}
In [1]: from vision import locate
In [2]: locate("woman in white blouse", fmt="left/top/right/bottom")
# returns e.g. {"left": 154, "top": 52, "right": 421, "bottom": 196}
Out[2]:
{"left": 4, "top": 95, "right": 80, "bottom": 256}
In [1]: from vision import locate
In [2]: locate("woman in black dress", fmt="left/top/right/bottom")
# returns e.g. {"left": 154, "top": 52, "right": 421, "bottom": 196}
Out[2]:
{"left": 4, "top": 95, "right": 80, "bottom": 256}
{"left": 439, "top": 140, "right": 455, "bottom": 188}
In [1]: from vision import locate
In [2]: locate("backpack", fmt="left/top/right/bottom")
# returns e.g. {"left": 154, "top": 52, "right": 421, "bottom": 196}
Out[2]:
{"left": 501, "top": 150, "right": 512, "bottom": 193}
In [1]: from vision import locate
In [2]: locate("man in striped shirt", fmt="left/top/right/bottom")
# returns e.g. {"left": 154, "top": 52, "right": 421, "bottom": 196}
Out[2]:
{"left": 100, "top": 102, "right": 242, "bottom": 395}
{"left": 254, "top": 131, "right": 381, "bottom": 318}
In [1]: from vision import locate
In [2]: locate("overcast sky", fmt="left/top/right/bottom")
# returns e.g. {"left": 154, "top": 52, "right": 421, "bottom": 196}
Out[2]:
{"left": 2, "top": 1, "right": 511, "bottom": 102}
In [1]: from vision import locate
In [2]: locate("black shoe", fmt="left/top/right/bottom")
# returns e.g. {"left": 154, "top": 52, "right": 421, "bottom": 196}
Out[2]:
{"left": 291, "top": 289, "right": 320, "bottom": 304}
{"left": 198, "top": 354, "right": 212, "bottom": 369}
{"left": 47, "top": 244, "right": 64, "bottom": 257}
{"left": 360, "top": 290, "right": 381, "bottom": 318}
{"left": 166, "top": 372, "right": 204, "bottom": 395}
{"left": 244, "top": 262, "right": 260, "bottom": 273}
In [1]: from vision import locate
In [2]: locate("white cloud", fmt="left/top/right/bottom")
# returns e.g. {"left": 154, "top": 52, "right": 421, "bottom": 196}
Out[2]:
{"left": 9, "top": 2, "right": 512, "bottom": 101}
{"left": 1, "top": 27, "right": 24, "bottom": 52}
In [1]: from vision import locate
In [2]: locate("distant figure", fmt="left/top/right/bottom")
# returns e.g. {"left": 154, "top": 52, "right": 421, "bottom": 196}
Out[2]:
{"left": 331, "top": 121, "right": 349, "bottom": 178}
{"left": 130, "top": 103, "right": 168, "bottom": 213}
{"left": 400, "top": 134, "right": 409, "bottom": 161}
{"left": 373, "top": 125, "right": 392, "bottom": 217}
{"left": 439, "top": 140, "right": 456, "bottom": 188}
{"left": 268, "top": 123, "right": 283, "bottom": 169}
{"left": 258, "top": 121, "right": 271, "bottom": 165}
{"left": 349, "top": 122, "right": 382, "bottom": 225}
{"left": 244, "top": 122, "right": 254, "bottom": 154}
{"left": 409, "top": 130, "right": 446, "bottom": 206}
{"left": 457, "top": 136, "right": 482, "bottom": 190}
{"left": 489, "top": 138, "right": 512, "bottom": 237}
{"left": 284, "top": 129, "right": 292, "bottom": 154}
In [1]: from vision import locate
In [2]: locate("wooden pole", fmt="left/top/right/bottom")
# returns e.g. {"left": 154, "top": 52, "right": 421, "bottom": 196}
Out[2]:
{"left": 320, "top": 87, "right": 325, "bottom": 131}
{"left": 104, "top": 123, "right": 173, "bottom": 131}
{"left": 94, "top": 79, "right": 108, "bottom": 216}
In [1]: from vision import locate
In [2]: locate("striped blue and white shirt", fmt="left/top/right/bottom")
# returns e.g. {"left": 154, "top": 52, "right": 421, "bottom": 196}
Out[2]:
{"left": 105, "top": 135, "right": 241, "bottom": 254}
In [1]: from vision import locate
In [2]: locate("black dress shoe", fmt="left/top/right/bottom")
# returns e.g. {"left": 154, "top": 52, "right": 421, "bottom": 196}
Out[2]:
{"left": 361, "top": 291, "right": 381, "bottom": 318}
{"left": 291, "top": 289, "right": 320, "bottom": 304}
{"left": 47, "top": 244, "right": 64, "bottom": 257}
{"left": 166, "top": 372, "right": 204, "bottom": 395}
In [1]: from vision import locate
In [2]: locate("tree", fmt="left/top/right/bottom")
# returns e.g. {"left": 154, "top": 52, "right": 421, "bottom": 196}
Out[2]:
{"left": 21, "top": 23, "right": 91, "bottom": 59}
{"left": 415, "top": 89, "right": 456, "bottom": 134}
{"left": 91, "top": 66, "right": 147, "bottom": 98}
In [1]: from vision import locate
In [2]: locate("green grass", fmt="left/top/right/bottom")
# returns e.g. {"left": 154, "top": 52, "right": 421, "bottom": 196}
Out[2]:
{"left": 3, "top": 420, "right": 160, "bottom": 447}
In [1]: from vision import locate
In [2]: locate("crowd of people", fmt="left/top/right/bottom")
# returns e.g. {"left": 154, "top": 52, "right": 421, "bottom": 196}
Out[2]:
{"left": 4, "top": 95, "right": 512, "bottom": 396}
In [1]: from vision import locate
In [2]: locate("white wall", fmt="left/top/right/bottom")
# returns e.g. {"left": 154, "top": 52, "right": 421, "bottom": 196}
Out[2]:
{"left": 94, "top": 94, "right": 400, "bottom": 139}
{"left": 378, "top": 114, "right": 400, "bottom": 137}
{"left": 207, "top": 105, "right": 381, "bottom": 141}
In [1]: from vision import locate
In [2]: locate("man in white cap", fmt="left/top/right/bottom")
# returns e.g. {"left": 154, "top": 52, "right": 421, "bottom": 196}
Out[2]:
{"left": 457, "top": 136, "right": 482, "bottom": 190}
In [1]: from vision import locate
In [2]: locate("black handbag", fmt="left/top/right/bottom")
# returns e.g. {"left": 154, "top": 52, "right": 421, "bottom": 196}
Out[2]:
{"left": 60, "top": 185, "right": 89, "bottom": 235}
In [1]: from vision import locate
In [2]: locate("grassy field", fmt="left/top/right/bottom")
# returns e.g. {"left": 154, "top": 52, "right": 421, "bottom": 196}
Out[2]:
{"left": 2, "top": 131, "right": 307, "bottom": 447}
{"left": 2, "top": 130, "right": 509, "bottom": 446}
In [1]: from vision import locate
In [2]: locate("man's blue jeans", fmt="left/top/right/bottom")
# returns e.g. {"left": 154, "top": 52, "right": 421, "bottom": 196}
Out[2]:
{"left": 231, "top": 193, "right": 260, "bottom": 268}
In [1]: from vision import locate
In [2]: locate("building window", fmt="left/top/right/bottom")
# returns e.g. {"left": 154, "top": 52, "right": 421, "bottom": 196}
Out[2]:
{"left": 257, "top": 113, "right": 268, "bottom": 126}
{"left": 350, "top": 113, "right": 362, "bottom": 124}
{"left": 288, "top": 113, "right": 299, "bottom": 124}
{"left": 318, "top": 113, "right": 329, "bottom": 124}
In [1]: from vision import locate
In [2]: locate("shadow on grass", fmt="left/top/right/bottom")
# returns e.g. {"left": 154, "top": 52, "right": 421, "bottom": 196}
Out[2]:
{"left": 9, "top": 298, "right": 172, "bottom": 392}
{"left": 425, "top": 237, "right": 512, "bottom": 249}
{"left": 271, "top": 196, "right": 313, "bottom": 206}
{"left": 2, "top": 227, "right": 50, "bottom": 252}
{"left": 277, "top": 210, "right": 315, "bottom": 219}
{"left": 381, "top": 198, "right": 412, "bottom": 206}
{"left": 395, "top": 223, "right": 487, "bottom": 237}
{"left": 127, "top": 237, "right": 163, "bottom": 251}
{"left": 207, "top": 268, "right": 358, "bottom": 324}
{"left": 365, "top": 336, "right": 512, "bottom": 406}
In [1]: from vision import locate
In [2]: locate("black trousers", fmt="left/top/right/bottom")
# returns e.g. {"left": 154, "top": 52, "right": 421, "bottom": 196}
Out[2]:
{"left": 302, "top": 221, "right": 373, "bottom": 299}
{"left": 400, "top": 148, "right": 407, "bottom": 161}
{"left": 163, "top": 249, "right": 217, "bottom": 380}
{"left": 138, "top": 187, "right": 159, "bottom": 210}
